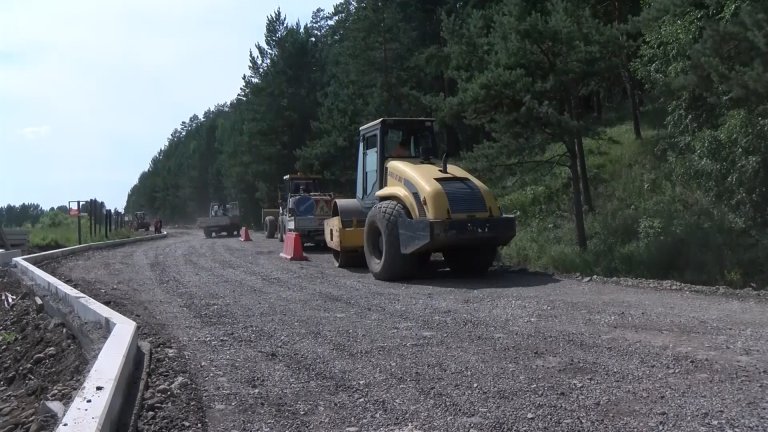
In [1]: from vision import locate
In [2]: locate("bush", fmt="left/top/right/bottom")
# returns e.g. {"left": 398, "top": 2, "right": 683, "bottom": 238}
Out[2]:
{"left": 37, "top": 211, "right": 68, "bottom": 229}
{"left": 497, "top": 120, "right": 768, "bottom": 288}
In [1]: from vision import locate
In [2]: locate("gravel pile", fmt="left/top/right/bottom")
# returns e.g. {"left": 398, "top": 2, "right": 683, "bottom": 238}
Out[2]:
{"left": 0, "top": 269, "right": 87, "bottom": 432}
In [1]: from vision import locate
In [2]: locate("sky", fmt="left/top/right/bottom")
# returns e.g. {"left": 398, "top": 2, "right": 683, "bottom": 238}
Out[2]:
{"left": 0, "top": 0, "right": 337, "bottom": 211}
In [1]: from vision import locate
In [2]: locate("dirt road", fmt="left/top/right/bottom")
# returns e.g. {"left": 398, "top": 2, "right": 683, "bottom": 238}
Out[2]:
{"left": 42, "top": 229, "right": 768, "bottom": 431}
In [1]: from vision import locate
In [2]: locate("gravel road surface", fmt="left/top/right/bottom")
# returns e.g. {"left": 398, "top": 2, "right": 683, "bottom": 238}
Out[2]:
{"left": 42, "top": 229, "right": 768, "bottom": 431}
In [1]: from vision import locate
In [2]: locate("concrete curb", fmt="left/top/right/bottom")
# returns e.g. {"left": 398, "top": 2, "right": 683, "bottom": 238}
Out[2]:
{"left": 11, "top": 232, "right": 167, "bottom": 432}
{"left": 0, "top": 249, "right": 21, "bottom": 266}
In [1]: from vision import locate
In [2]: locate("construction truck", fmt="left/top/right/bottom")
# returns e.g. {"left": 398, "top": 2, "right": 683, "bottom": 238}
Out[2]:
{"left": 132, "top": 211, "right": 151, "bottom": 231}
{"left": 263, "top": 174, "right": 334, "bottom": 245}
{"left": 323, "top": 118, "right": 516, "bottom": 281}
{"left": 196, "top": 202, "right": 241, "bottom": 238}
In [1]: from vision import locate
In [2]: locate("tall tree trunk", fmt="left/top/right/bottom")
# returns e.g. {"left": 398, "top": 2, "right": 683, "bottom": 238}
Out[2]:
{"left": 575, "top": 134, "right": 594, "bottom": 212}
{"left": 621, "top": 64, "right": 642, "bottom": 140}
{"left": 567, "top": 96, "right": 594, "bottom": 212}
{"left": 567, "top": 144, "right": 588, "bottom": 250}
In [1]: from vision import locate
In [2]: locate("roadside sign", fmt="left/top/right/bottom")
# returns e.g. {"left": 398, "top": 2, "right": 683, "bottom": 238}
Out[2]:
{"left": 69, "top": 208, "right": 80, "bottom": 216}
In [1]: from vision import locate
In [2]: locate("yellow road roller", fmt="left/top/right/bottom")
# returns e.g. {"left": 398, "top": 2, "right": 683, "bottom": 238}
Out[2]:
{"left": 324, "top": 118, "right": 516, "bottom": 281}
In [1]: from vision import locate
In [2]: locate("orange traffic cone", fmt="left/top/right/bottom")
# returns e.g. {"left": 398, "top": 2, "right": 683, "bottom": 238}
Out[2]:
{"left": 240, "top": 226, "right": 252, "bottom": 242}
{"left": 280, "top": 232, "right": 308, "bottom": 261}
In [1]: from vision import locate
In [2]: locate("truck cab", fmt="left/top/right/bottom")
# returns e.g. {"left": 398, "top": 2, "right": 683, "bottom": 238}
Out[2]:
{"left": 196, "top": 201, "right": 241, "bottom": 238}
{"left": 356, "top": 118, "right": 437, "bottom": 213}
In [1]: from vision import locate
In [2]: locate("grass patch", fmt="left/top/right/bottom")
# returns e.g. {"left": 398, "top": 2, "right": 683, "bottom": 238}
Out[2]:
{"left": 28, "top": 211, "right": 135, "bottom": 250}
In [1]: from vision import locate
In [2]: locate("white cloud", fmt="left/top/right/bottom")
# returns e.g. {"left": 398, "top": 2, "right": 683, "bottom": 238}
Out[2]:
{"left": 18, "top": 125, "right": 51, "bottom": 140}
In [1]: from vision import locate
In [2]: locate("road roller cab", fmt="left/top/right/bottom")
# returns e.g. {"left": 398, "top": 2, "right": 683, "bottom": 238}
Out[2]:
{"left": 324, "top": 118, "right": 516, "bottom": 281}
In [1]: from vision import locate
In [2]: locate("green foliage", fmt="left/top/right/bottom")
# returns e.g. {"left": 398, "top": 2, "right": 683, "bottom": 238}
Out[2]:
{"left": 658, "top": 1, "right": 768, "bottom": 229}
{"left": 502, "top": 120, "right": 768, "bottom": 287}
{"left": 445, "top": 0, "right": 618, "bottom": 146}
{"left": 677, "top": 110, "right": 768, "bottom": 227}
{"left": 37, "top": 211, "right": 69, "bottom": 229}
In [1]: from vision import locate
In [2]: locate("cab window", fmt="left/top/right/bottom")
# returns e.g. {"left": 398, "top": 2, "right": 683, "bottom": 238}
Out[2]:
{"left": 383, "top": 127, "right": 433, "bottom": 158}
{"left": 364, "top": 134, "right": 379, "bottom": 196}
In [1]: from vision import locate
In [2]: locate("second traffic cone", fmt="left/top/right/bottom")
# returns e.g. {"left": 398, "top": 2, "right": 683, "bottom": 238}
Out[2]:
{"left": 280, "top": 231, "right": 308, "bottom": 261}
{"left": 240, "top": 226, "right": 252, "bottom": 242}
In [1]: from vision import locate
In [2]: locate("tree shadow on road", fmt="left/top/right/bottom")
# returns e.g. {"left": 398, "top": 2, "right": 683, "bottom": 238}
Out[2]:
{"left": 295, "top": 246, "right": 560, "bottom": 289}
{"left": 323, "top": 254, "right": 560, "bottom": 289}
{"left": 407, "top": 261, "right": 561, "bottom": 290}
{"left": 302, "top": 244, "right": 332, "bottom": 254}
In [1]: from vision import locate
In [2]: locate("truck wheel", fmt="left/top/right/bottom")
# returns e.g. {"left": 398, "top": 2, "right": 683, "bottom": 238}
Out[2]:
{"left": 278, "top": 223, "right": 284, "bottom": 242}
{"left": 443, "top": 246, "right": 497, "bottom": 276}
{"left": 204, "top": 229, "right": 212, "bottom": 238}
{"left": 363, "top": 201, "right": 415, "bottom": 281}
{"left": 265, "top": 216, "right": 277, "bottom": 239}
{"left": 332, "top": 250, "right": 366, "bottom": 268}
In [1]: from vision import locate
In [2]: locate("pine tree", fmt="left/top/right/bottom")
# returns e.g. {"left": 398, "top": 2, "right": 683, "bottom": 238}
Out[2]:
{"left": 443, "top": 0, "right": 619, "bottom": 249}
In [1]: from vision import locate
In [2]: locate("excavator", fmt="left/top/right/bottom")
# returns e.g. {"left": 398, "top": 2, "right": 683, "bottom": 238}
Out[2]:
{"left": 323, "top": 118, "right": 517, "bottom": 281}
